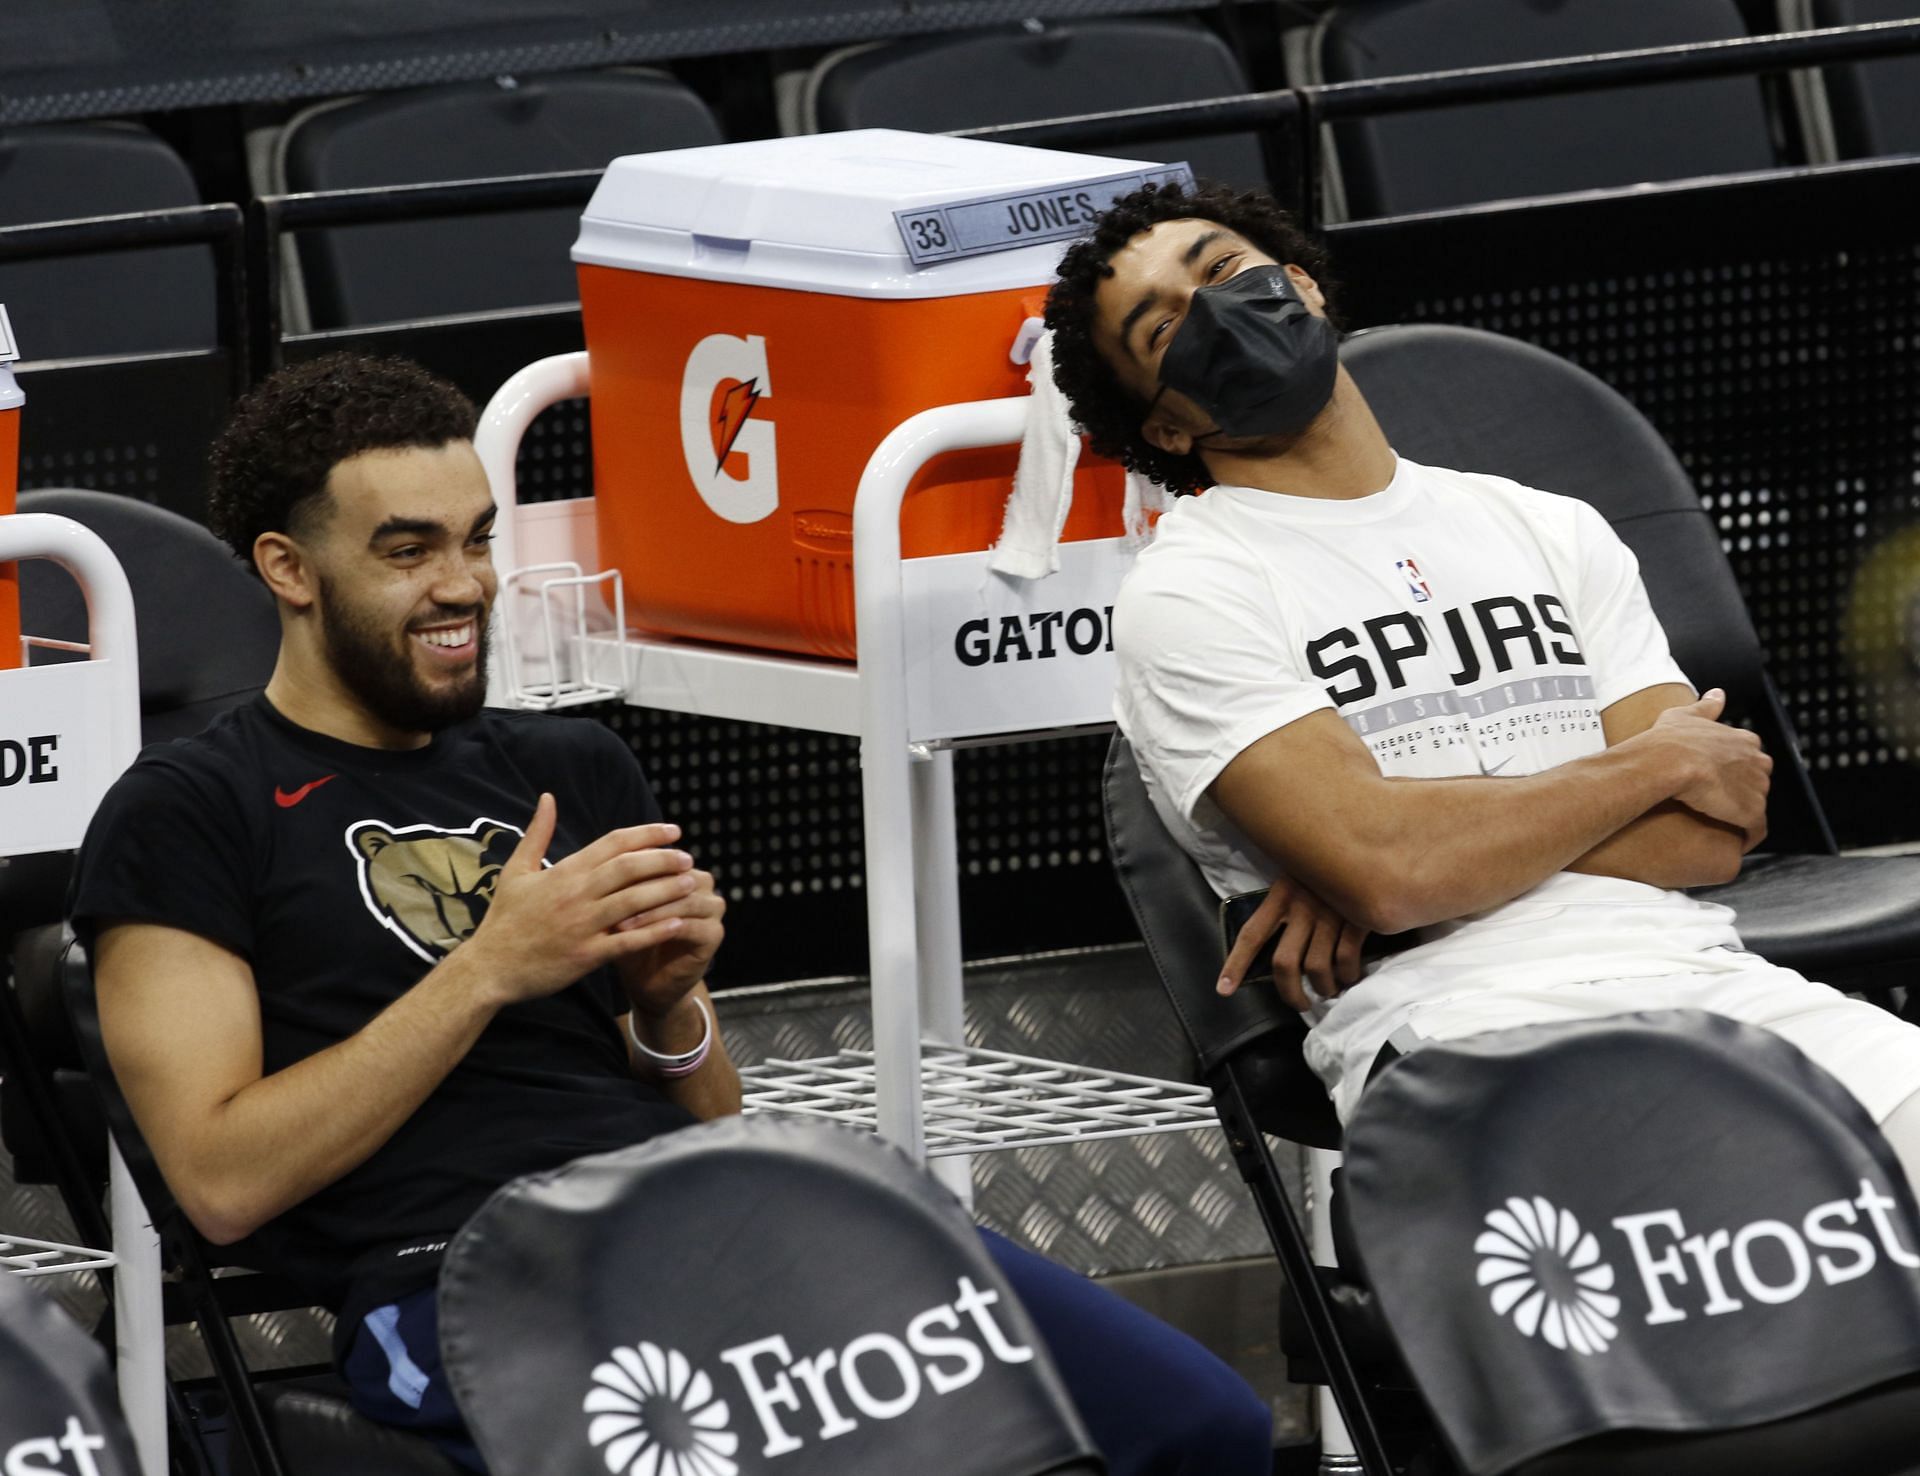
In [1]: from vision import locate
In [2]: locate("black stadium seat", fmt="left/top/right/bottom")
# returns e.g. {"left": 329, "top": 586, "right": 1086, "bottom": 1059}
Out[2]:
{"left": 1294, "top": 0, "right": 1778, "bottom": 219}
{"left": 1784, "top": 0, "right": 1920, "bottom": 160}
{"left": 0, "top": 122, "right": 216, "bottom": 360}
{"left": 265, "top": 71, "right": 724, "bottom": 328}
{"left": 17, "top": 489, "right": 277, "bottom": 746}
{"left": 792, "top": 20, "right": 1270, "bottom": 189}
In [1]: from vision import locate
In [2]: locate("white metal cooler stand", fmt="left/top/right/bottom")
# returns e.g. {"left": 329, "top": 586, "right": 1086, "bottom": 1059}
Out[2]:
{"left": 477, "top": 353, "right": 1219, "bottom": 1182}
{"left": 0, "top": 512, "right": 166, "bottom": 1476}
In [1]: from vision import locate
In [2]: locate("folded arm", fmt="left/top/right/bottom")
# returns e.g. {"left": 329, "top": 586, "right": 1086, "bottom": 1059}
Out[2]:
{"left": 1210, "top": 687, "right": 1769, "bottom": 939}
{"left": 1563, "top": 683, "right": 1760, "bottom": 889}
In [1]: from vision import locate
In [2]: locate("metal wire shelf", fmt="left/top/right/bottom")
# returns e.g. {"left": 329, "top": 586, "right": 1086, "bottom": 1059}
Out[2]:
{"left": 2, "top": 1232, "right": 117, "bottom": 1278}
{"left": 742, "top": 1042, "right": 1217, "bottom": 1157}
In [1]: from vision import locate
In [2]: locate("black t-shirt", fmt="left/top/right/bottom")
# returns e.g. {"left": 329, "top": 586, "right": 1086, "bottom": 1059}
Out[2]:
{"left": 70, "top": 696, "right": 696, "bottom": 1327}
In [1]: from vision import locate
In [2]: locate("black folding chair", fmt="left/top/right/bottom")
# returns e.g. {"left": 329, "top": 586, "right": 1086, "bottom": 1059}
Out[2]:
{"left": 1341, "top": 323, "right": 1920, "bottom": 999}
{"left": 41, "top": 927, "right": 460, "bottom": 1476}
{"left": 1102, "top": 322, "right": 1920, "bottom": 1471}
{"left": 2, "top": 487, "right": 449, "bottom": 1474}
{"left": 1105, "top": 734, "right": 1920, "bottom": 1475}
{"left": 1103, "top": 734, "right": 1402, "bottom": 1474}
{"left": 4, "top": 483, "right": 279, "bottom": 1356}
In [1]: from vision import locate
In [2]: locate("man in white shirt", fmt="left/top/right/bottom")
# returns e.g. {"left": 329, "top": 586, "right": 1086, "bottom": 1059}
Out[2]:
{"left": 1043, "top": 181, "right": 1920, "bottom": 1173}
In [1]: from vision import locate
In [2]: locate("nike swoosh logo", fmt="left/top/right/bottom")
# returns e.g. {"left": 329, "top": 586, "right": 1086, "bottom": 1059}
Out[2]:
{"left": 1484, "top": 757, "right": 1515, "bottom": 776}
{"left": 274, "top": 774, "right": 338, "bottom": 809}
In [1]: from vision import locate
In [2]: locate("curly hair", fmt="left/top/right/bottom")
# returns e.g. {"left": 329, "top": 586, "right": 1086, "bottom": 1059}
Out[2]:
{"left": 208, "top": 352, "right": 478, "bottom": 571}
{"left": 1044, "top": 181, "right": 1338, "bottom": 495}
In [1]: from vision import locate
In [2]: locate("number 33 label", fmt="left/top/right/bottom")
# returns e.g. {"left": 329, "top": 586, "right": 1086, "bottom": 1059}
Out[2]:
{"left": 901, "top": 213, "right": 953, "bottom": 258}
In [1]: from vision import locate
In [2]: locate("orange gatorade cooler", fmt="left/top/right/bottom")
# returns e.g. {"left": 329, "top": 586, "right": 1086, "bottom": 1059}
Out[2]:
{"left": 0, "top": 305, "right": 21, "bottom": 671}
{"left": 574, "top": 130, "right": 1190, "bottom": 660}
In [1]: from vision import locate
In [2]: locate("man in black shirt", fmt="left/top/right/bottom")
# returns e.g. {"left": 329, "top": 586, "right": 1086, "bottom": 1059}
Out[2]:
{"left": 71, "top": 354, "right": 1271, "bottom": 1475}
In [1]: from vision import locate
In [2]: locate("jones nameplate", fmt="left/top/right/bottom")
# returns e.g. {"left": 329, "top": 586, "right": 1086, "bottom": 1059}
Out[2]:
{"left": 893, "top": 164, "right": 1193, "bottom": 267}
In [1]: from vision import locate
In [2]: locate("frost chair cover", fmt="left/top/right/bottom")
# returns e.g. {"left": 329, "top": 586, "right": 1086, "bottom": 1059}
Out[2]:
{"left": 801, "top": 21, "right": 1268, "bottom": 189}
{"left": 1304, "top": 0, "right": 1773, "bottom": 219}
{"left": 1345, "top": 1010, "right": 1920, "bottom": 1475}
{"left": 439, "top": 1116, "right": 1102, "bottom": 1476}
{"left": 274, "top": 72, "right": 722, "bottom": 327}
{"left": 0, "top": 121, "right": 216, "bottom": 359}
{"left": 1340, "top": 324, "right": 1920, "bottom": 997}
{"left": 0, "top": 1273, "right": 141, "bottom": 1475}
{"left": 18, "top": 488, "right": 277, "bottom": 745}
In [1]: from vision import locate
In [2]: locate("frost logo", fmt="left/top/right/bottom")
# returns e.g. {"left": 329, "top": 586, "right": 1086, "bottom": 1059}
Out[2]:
{"left": 584, "top": 1342, "right": 739, "bottom": 1476}
{"left": 1475, "top": 1196, "right": 1622, "bottom": 1355}
{"left": 680, "top": 333, "right": 778, "bottom": 525}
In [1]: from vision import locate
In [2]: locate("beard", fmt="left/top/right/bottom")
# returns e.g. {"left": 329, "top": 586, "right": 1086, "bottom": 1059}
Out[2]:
{"left": 318, "top": 574, "right": 490, "bottom": 734}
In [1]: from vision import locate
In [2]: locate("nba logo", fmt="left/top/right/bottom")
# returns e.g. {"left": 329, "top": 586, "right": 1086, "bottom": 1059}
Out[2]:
{"left": 1396, "top": 557, "right": 1432, "bottom": 603}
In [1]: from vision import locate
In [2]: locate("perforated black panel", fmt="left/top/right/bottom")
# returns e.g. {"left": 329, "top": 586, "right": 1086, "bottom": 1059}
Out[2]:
{"left": 284, "top": 317, "right": 594, "bottom": 496}
{"left": 13, "top": 354, "right": 232, "bottom": 523}
{"left": 956, "top": 734, "right": 1113, "bottom": 882}
{"left": 517, "top": 395, "right": 593, "bottom": 505}
{"left": 1389, "top": 254, "right": 1916, "bottom": 819}
{"left": 19, "top": 438, "right": 168, "bottom": 503}
{"left": 591, "top": 705, "right": 1125, "bottom": 985}
{"left": 1332, "top": 162, "right": 1920, "bottom": 844}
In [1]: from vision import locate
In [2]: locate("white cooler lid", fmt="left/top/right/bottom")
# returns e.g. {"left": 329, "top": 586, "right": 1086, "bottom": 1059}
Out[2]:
{"left": 574, "top": 129, "right": 1190, "bottom": 299}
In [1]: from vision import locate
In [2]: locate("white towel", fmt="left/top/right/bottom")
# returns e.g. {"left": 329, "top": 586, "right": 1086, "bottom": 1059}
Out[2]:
{"left": 992, "top": 328, "right": 1168, "bottom": 581}
{"left": 991, "top": 328, "right": 1078, "bottom": 579}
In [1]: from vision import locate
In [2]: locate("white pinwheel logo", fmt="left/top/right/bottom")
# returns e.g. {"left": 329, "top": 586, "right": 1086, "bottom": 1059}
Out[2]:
{"left": 584, "top": 1342, "right": 739, "bottom": 1476}
{"left": 1475, "top": 1196, "right": 1622, "bottom": 1355}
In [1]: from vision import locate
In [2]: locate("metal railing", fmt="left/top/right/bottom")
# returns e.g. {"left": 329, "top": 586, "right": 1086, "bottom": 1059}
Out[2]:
{"left": 0, "top": 203, "right": 248, "bottom": 393}
{"left": 2, "top": 15, "right": 1913, "bottom": 381}
{"left": 247, "top": 168, "right": 602, "bottom": 373}
{"left": 957, "top": 16, "right": 1920, "bottom": 227}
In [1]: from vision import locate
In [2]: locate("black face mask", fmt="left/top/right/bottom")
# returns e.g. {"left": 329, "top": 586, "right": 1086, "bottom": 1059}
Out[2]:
{"left": 1153, "top": 264, "right": 1341, "bottom": 442}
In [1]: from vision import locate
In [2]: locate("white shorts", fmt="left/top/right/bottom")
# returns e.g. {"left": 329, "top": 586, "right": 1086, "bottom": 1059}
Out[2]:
{"left": 1312, "top": 954, "right": 1920, "bottom": 1127}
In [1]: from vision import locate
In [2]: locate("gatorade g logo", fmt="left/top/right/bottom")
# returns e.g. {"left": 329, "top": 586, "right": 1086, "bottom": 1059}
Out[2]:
{"left": 680, "top": 334, "right": 778, "bottom": 525}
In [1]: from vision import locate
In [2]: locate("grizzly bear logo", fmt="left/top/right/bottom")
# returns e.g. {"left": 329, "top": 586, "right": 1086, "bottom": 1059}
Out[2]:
{"left": 345, "top": 817, "right": 523, "bottom": 963}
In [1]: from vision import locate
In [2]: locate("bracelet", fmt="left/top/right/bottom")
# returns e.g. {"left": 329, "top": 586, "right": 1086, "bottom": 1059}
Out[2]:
{"left": 626, "top": 996, "right": 713, "bottom": 1079}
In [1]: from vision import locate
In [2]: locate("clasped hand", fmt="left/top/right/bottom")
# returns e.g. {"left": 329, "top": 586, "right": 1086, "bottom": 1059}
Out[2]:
{"left": 1646, "top": 688, "right": 1772, "bottom": 852}
{"left": 1217, "top": 875, "right": 1368, "bottom": 1013}
{"left": 465, "top": 793, "right": 725, "bottom": 1014}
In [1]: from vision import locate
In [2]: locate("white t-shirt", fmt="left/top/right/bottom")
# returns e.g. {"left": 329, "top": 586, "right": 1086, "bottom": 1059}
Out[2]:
{"left": 1112, "top": 456, "right": 1748, "bottom": 1109}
